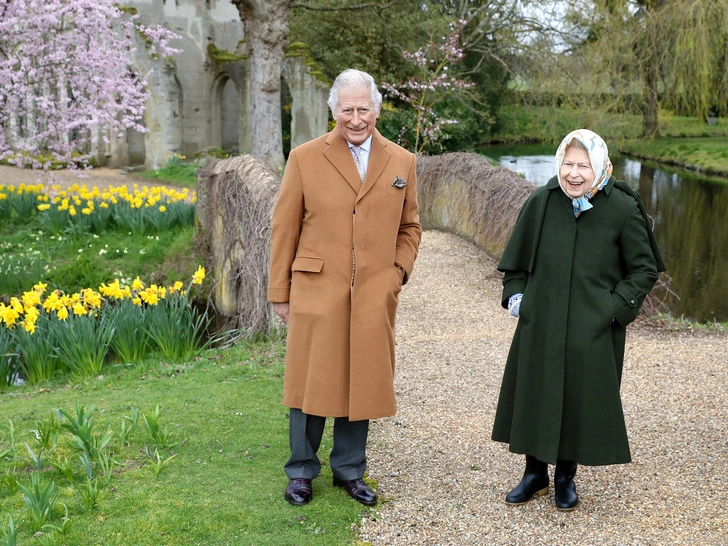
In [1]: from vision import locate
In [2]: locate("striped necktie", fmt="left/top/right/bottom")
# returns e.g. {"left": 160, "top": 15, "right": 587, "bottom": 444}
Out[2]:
{"left": 353, "top": 146, "right": 366, "bottom": 181}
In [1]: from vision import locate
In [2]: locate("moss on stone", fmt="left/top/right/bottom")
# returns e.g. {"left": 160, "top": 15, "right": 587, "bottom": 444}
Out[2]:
{"left": 207, "top": 43, "right": 248, "bottom": 64}
{"left": 285, "top": 42, "right": 329, "bottom": 85}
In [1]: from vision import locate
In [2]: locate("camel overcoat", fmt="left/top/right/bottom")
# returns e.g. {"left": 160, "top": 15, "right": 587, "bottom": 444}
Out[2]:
{"left": 491, "top": 176, "right": 664, "bottom": 466}
{"left": 268, "top": 129, "right": 421, "bottom": 421}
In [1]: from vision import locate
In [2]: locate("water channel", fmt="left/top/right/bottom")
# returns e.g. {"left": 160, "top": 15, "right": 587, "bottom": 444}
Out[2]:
{"left": 483, "top": 143, "right": 728, "bottom": 323}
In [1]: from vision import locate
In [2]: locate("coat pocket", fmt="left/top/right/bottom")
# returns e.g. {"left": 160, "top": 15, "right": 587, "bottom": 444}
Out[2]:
{"left": 291, "top": 257, "right": 324, "bottom": 273}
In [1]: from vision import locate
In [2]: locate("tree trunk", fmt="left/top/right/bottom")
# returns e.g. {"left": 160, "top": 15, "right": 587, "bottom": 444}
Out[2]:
{"left": 639, "top": 0, "right": 665, "bottom": 139}
{"left": 642, "top": 53, "right": 660, "bottom": 138}
{"left": 232, "top": 0, "right": 292, "bottom": 172}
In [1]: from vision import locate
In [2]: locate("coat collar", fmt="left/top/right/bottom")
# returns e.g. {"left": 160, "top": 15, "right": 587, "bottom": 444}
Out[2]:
{"left": 323, "top": 129, "right": 392, "bottom": 200}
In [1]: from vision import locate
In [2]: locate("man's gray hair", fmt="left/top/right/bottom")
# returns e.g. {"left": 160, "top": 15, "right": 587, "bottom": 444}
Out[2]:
{"left": 327, "top": 69, "right": 382, "bottom": 115}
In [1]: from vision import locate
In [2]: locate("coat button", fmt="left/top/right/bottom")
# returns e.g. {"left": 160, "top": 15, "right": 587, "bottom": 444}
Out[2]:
{"left": 630, "top": 299, "right": 635, "bottom": 305}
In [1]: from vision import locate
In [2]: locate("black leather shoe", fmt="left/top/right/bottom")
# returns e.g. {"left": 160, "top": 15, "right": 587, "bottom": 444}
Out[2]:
{"left": 505, "top": 455, "right": 549, "bottom": 505}
{"left": 554, "top": 460, "right": 578, "bottom": 511}
{"left": 333, "top": 477, "right": 377, "bottom": 506}
{"left": 284, "top": 478, "right": 312, "bottom": 506}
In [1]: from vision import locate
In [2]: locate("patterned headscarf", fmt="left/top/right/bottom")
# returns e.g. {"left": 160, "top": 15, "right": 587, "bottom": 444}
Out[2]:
{"left": 555, "top": 129, "right": 613, "bottom": 217}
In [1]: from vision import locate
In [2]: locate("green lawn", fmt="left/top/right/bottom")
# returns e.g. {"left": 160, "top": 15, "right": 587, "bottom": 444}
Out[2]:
{"left": 617, "top": 137, "right": 728, "bottom": 178}
{"left": 1, "top": 341, "right": 372, "bottom": 545}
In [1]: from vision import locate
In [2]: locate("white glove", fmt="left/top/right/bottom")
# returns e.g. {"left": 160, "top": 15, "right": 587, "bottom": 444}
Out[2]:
{"left": 508, "top": 293, "right": 523, "bottom": 318}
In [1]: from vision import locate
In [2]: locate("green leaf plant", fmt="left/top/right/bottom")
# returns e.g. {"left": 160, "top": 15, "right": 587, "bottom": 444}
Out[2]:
{"left": 0, "top": 515, "right": 17, "bottom": 546}
{"left": 17, "top": 473, "right": 57, "bottom": 531}
{"left": 142, "top": 405, "right": 175, "bottom": 448}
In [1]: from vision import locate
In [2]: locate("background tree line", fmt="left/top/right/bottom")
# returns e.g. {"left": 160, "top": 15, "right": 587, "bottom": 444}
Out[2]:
{"left": 235, "top": 0, "right": 728, "bottom": 166}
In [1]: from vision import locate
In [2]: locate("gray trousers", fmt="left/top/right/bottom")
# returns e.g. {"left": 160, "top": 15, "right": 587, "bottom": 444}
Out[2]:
{"left": 284, "top": 408, "right": 369, "bottom": 481}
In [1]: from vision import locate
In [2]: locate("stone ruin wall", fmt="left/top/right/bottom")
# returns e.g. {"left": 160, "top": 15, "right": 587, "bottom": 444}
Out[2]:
{"left": 98, "top": 0, "right": 329, "bottom": 170}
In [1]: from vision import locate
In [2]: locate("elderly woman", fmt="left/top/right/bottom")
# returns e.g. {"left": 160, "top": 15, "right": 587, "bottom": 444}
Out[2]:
{"left": 491, "top": 129, "right": 665, "bottom": 511}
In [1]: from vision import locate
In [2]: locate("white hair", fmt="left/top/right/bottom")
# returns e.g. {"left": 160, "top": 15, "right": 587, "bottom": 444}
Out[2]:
{"left": 327, "top": 69, "right": 382, "bottom": 115}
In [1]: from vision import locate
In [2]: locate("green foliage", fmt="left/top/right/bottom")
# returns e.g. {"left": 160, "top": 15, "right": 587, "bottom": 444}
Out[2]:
{"left": 142, "top": 405, "right": 174, "bottom": 448}
{"left": 0, "top": 238, "right": 47, "bottom": 295}
{"left": 50, "top": 312, "right": 115, "bottom": 379}
{"left": 0, "top": 215, "right": 198, "bottom": 297}
{"left": 0, "top": 329, "right": 15, "bottom": 388}
{"left": 106, "top": 300, "right": 149, "bottom": 364}
{"left": 17, "top": 473, "right": 57, "bottom": 531}
{"left": 289, "top": 0, "right": 442, "bottom": 84}
{"left": 54, "top": 401, "right": 98, "bottom": 460}
{"left": 12, "top": 317, "right": 58, "bottom": 384}
{"left": 117, "top": 407, "right": 139, "bottom": 446}
{"left": 135, "top": 154, "right": 201, "bottom": 187}
{"left": 489, "top": 105, "right": 728, "bottom": 145}
{"left": 76, "top": 478, "right": 101, "bottom": 510}
{"left": 144, "top": 292, "right": 210, "bottom": 362}
{"left": 1, "top": 472, "right": 19, "bottom": 495}
{"left": 0, "top": 516, "right": 16, "bottom": 546}
{"left": 618, "top": 137, "right": 728, "bottom": 178}
{"left": 32, "top": 414, "right": 61, "bottom": 450}
{"left": 52, "top": 456, "right": 73, "bottom": 482}
{"left": 144, "top": 446, "right": 177, "bottom": 476}
{"left": 24, "top": 443, "right": 55, "bottom": 471}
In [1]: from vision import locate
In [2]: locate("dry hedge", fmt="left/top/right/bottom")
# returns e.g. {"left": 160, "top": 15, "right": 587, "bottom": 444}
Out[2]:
{"left": 196, "top": 155, "right": 280, "bottom": 335}
{"left": 416, "top": 152, "right": 536, "bottom": 257}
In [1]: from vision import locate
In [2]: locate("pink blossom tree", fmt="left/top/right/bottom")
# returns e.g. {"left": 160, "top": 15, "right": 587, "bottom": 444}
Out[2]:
{"left": 0, "top": 0, "right": 180, "bottom": 169}
{"left": 381, "top": 20, "right": 475, "bottom": 154}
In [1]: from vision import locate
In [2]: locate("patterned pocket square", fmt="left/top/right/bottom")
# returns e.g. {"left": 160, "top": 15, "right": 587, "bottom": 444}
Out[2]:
{"left": 392, "top": 176, "right": 407, "bottom": 188}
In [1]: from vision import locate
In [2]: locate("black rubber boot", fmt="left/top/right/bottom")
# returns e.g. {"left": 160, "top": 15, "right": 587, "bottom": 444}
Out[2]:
{"left": 554, "top": 459, "right": 579, "bottom": 511}
{"left": 505, "top": 455, "right": 549, "bottom": 505}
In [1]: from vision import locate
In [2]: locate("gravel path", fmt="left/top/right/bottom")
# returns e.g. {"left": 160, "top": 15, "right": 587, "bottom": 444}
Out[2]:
{"left": 360, "top": 230, "right": 727, "bottom": 546}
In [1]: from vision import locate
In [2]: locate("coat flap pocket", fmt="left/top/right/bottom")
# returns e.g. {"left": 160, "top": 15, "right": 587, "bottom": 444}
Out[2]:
{"left": 291, "top": 257, "right": 324, "bottom": 273}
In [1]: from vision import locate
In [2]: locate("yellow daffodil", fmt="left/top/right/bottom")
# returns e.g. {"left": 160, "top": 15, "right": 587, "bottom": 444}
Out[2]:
{"left": 132, "top": 276, "right": 145, "bottom": 291}
{"left": 140, "top": 288, "right": 159, "bottom": 305}
{"left": 57, "top": 306, "right": 69, "bottom": 321}
{"left": 192, "top": 265, "right": 206, "bottom": 285}
{"left": 0, "top": 303, "right": 20, "bottom": 328}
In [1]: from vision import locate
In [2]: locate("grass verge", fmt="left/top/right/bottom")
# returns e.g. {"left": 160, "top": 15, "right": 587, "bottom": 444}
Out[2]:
{"left": 0, "top": 341, "right": 373, "bottom": 545}
{"left": 0, "top": 215, "right": 198, "bottom": 297}
{"left": 617, "top": 137, "right": 728, "bottom": 180}
{"left": 133, "top": 155, "right": 202, "bottom": 187}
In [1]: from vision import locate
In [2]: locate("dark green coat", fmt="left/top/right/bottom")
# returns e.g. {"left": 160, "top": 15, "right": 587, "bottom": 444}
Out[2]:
{"left": 491, "top": 176, "right": 665, "bottom": 466}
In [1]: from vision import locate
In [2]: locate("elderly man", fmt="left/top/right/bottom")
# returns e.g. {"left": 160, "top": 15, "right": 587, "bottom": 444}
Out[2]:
{"left": 268, "top": 68, "right": 421, "bottom": 506}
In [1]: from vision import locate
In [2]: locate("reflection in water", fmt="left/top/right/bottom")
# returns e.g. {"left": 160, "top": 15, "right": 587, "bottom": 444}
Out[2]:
{"left": 487, "top": 145, "right": 728, "bottom": 322}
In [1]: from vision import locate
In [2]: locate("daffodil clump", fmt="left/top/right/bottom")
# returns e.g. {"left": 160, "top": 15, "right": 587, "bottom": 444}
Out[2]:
{"left": 0, "top": 183, "right": 44, "bottom": 220}
{"left": 1, "top": 182, "right": 196, "bottom": 234}
{"left": 0, "top": 267, "right": 207, "bottom": 386}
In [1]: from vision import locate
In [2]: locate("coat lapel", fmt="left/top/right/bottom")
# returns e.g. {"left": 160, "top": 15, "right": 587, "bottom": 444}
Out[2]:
{"left": 356, "top": 130, "right": 391, "bottom": 203}
{"left": 323, "top": 131, "right": 361, "bottom": 194}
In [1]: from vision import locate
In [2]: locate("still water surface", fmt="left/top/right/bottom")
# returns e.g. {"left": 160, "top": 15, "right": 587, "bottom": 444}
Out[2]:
{"left": 484, "top": 144, "right": 728, "bottom": 323}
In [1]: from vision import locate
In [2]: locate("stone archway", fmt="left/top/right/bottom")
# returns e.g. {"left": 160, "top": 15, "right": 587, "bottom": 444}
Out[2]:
{"left": 220, "top": 77, "right": 240, "bottom": 153}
